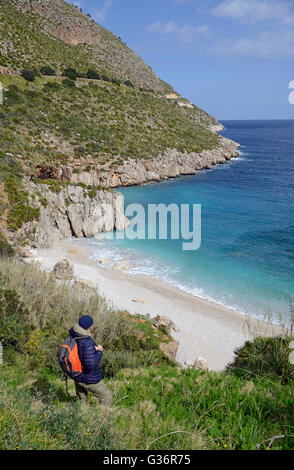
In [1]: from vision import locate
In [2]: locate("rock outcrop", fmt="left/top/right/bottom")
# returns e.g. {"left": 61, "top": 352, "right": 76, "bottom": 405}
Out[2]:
{"left": 152, "top": 315, "right": 180, "bottom": 333}
{"left": 13, "top": 180, "right": 129, "bottom": 249}
{"left": 53, "top": 259, "right": 74, "bottom": 280}
{"left": 66, "top": 136, "right": 240, "bottom": 188}
{"left": 185, "top": 357, "right": 209, "bottom": 371}
{"left": 6, "top": 136, "right": 239, "bottom": 250}
{"left": 160, "top": 340, "right": 179, "bottom": 361}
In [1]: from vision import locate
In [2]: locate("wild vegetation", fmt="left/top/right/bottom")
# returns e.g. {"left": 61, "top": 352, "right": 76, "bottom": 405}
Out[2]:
{"left": 0, "top": 0, "right": 173, "bottom": 93}
{"left": 1, "top": 0, "right": 292, "bottom": 451}
{"left": 0, "top": 72, "right": 220, "bottom": 232}
{"left": 0, "top": 0, "right": 221, "bottom": 236}
{"left": 0, "top": 74, "right": 219, "bottom": 167}
{"left": 0, "top": 257, "right": 293, "bottom": 451}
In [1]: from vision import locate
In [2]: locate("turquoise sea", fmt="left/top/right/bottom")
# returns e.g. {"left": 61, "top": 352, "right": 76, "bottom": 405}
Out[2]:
{"left": 74, "top": 120, "right": 294, "bottom": 322}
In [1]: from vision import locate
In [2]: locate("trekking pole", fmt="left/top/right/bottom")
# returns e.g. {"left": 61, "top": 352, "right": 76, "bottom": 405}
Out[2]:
{"left": 65, "top": 374, "right": 69, "bottom": 396}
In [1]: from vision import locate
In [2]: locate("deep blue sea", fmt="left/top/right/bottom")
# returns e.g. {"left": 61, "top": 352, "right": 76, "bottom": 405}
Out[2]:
{"left": 74, "top": 120, "right": 294, "bottom": 322}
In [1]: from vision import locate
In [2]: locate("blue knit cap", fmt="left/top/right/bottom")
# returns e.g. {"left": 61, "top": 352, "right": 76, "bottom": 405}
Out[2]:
{"left": 78, "top": 315, "right": 94, "bottom": 330}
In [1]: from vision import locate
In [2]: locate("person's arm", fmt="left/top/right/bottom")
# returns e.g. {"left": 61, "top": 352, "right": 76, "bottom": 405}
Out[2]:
{"left": 82, "top": 339, "right": 101, "bottom": 371}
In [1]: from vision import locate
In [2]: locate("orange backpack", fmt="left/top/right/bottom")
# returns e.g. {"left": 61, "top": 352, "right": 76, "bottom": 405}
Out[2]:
{"left": 59, "top": 336, "right": 83, "bottom": 380}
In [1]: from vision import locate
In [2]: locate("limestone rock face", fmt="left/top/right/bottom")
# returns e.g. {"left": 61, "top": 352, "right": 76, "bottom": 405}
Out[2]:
{"left": 18, "top": 181, "right": 130, "bottom": 249}
{"left": 53, "top": 259, "right": 74, "bottom": 280}
{"left": 152, "top": 315, "right": 180, "bottom": 333}
{"left": 67, "top": 136, "right": 240, "bottom": 188}
{"left": 160, "top": 340, "right": 179, "bottom": 361}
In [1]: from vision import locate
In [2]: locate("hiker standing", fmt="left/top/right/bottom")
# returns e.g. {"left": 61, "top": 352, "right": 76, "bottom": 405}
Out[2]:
{"left": 65, "top": 315, "right": 112, "bottom": 405}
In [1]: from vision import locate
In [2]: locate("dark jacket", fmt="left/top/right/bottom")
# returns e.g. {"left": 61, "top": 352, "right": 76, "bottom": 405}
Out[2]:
{"left": 69, "top": 323, "right": 103, "bottom": 385}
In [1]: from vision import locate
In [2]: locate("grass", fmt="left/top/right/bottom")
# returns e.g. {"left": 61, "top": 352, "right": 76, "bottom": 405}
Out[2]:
{"left": 0, "top": 258, "right": 294, "bottom": 450}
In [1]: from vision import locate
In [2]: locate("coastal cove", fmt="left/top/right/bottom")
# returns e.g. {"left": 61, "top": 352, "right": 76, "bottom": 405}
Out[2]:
{"left": 28, "top": 120, "right": 294, "bottom": 370}
{"left": 2, "top": 0, "right": 294, "bottom": 452}
{"left": 71, "top": 120, "right": 294, "bottom": 323}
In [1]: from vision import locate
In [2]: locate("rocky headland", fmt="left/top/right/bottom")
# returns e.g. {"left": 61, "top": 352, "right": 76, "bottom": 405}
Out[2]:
{"left": 56, "top": 136, "right": 240, "bottom": 188}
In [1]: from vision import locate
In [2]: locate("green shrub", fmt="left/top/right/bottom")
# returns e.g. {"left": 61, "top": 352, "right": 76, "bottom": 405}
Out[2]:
{"left": 0, "top": 232, "right": 14, "bottom": 258}
{"left": 5, "top": 85, "right": 23, "bottom": 104}
{"left": 227, "top": 336, "right": 294, "bottom": 384}
{"left": 62, "top": 79, "right": 76, "bottom": 88}
{"left": 102, "top": 74, "right": 111, "bottom": 82}
{"left": 40, "top": 66, "right": 56, "bottom": 76}
{"left": 35, "top": 179, "right": 62, "bottom": 193}
{"left": 0, "top": 152, "right": 21, "bottom": 182}
{"left": 86, "top": 69, "right": 100, "bottom": 80}
{"left": 7, "top": 84, "right": 19, "bottom": 93}
{"left": 43, "top": 82, "right": 60, "bottom": 90}
{"left": 21, "top": 69, "right": 35, "bottom": 82}
{"left": 109, "top": 334, "right": 141, "bottom": 352}
{"left": 124, "top": 80, "right": 134, "bottom": 88}
{"left": 101, "top": 349, "right": 167, "bottom": 378}
{"left": 63, "top": 68, "right": 77, "bottom": 81}
{"left": 4, "top": 175, "right": 28, "bottom": 205}
{"left": 7, "top": 205, "right": 40, "bottom": 231}
{"left": 0, "top": 286, "right": 31, "bottom": 352}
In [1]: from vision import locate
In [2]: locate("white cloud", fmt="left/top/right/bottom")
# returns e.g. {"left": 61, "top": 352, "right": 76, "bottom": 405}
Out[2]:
{"left": 147, "top": 21, "right": 210, "bottom": 43}
{"left": 94, "top": 0, "right": 113, "bottom": 22}
{"left": 209, "top": 0, "right": 294, "bottom": 58}
{"left": 210, "top": 29, "right": 294, "bottom": 58}
{"left": 212, "top": 0, "right": 294, "bottom": 24}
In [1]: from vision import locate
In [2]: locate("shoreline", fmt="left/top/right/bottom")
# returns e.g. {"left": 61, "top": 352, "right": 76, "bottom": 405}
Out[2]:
{"left": 27, "top": 238, "right": 282, "bottom": 371}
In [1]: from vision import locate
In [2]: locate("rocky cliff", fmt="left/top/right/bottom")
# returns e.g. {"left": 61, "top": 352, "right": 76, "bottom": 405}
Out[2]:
{"left": 1, "top": 0, "right": 173, "bottom": 94}
{"left": 63, "top": 136, "right": 240, "bottom": 188}
{"left": 0, "top": 0, "right": 239, "bottom": 250}
{"left": 11, "top": 180, "right": 129, "bottom": 249}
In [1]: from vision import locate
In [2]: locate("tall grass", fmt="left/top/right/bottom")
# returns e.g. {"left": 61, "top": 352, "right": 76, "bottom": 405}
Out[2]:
{"left": 0, "top": 258, "right": 133, "bottom": 343}
{"left": 0, "top": 258, "right": 294, "bottom": 450}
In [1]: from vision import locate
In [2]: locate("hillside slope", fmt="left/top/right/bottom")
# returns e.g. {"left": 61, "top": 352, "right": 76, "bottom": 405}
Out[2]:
{"left": 0, "top": 0, "right": 172, "bottom": 93}
{"left": 0, "top": 0, "right": 238, "bottom": 247}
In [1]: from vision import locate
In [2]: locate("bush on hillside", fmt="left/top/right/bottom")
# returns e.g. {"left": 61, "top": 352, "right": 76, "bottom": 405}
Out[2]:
{"left": 63, "top": 68, "right": 77, "bottom": 81}
{"left": 86, "top": 69, "right": 100, "bottom": 80}
{"left": 43, "top": 81, "right": 60, "bottom": 90}
{"left": 0, "top": 285, "right": 31, "bottom": 352}
{"left": 7, "top": 84, "right": 19, "bottom": 93}
{"left": 227, "top": 336, "right": 294, "bottom": 384}
{"left": 40, "top": 66, "right": 56, "bottom": 76}
{"left": 21, "top": 69, "right": 35, "bottom": 82}
{"left": 0, "top": 232, "right": 14, "bottom": 258}
{"left": 101, "top": 349, "right": 171, "bottom": 378}
{"left": 5, "top": 85, "right": 23, "bottom": 105}
{"left": 102, "top": 74, "right": 111, "bottom": 82}
{"left": 62, "top": 78, "right": 76, "bottom": 88}
{"left": 124, "top": 80, "right": 134, "bottom": 88}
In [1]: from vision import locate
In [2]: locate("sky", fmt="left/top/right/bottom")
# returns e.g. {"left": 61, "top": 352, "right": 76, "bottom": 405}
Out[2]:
{"left": 69, "top": 0, "right": 294, "bottom": 120}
